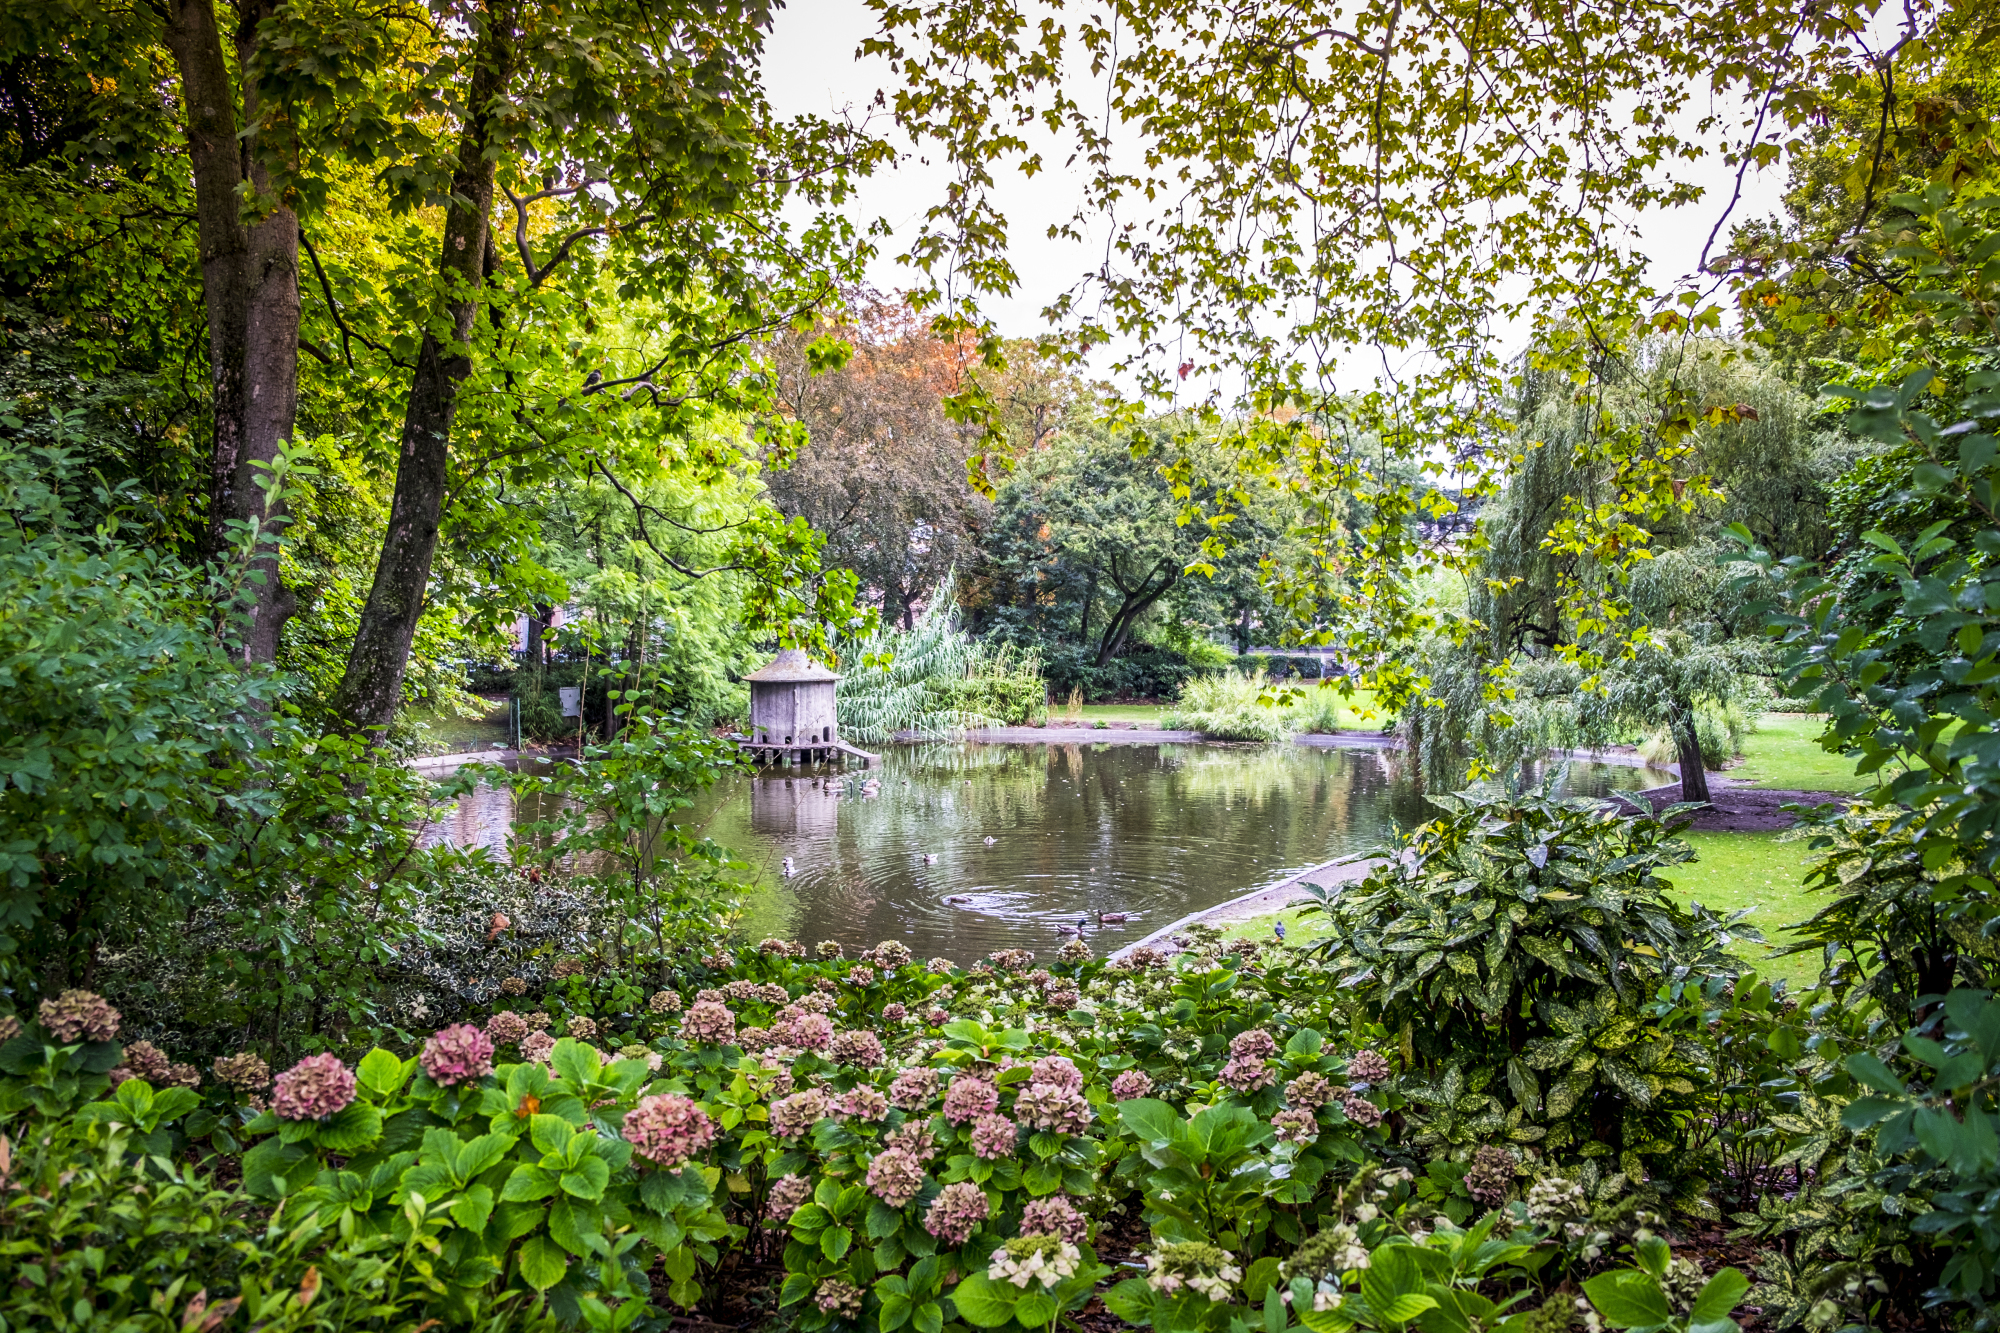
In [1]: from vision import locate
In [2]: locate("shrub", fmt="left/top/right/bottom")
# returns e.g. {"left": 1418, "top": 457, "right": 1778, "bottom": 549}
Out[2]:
{"left": 1162, "top": 670, "right": 1292, "bottom": 741}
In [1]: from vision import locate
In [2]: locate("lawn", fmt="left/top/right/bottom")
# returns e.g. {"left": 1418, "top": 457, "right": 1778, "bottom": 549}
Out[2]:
{"left": 1728, "top": 712, "right": 1873, "bottom": 791}
{"left": 1068, "top": 684, "right": 1386, "bottom": 732}
{"left": 1217, "top": 828, "right": 1829, "bottom": 990}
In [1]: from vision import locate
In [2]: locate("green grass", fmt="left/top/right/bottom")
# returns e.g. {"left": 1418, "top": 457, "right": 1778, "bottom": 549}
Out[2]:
{"left": 1063, "top": 684, "right": 1388, "bottom": 732}
{"left": 1072, "top": 703, "right": 1171, "bottom": 725}
{"left": 1728, "top": 713, "right": 1872, "bottom": 792}
{"left": 1215, "top": 829, "right": 1829, "bottom": 990}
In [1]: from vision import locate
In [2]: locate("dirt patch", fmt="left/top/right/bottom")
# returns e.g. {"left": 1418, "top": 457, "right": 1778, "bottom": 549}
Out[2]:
{"left": 1627, "top": 779, "right": 1848, "bottom": 832}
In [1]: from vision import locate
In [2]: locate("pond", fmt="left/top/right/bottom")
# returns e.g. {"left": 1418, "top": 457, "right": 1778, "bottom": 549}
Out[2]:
{"left": 683, "top": 740, "right": 1674, "bottom": 962}
{"left": 428, "top": 739, "right": 1675, "bottom": 962}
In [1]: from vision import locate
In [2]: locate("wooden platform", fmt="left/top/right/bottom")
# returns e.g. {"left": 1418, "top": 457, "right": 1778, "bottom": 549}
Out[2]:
{"left": 739, "top": 739, "right": 879, "bottom": 767}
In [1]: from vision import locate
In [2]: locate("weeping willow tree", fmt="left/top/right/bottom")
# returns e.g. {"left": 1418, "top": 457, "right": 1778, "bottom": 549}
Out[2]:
{"left": 832, "top": 580, "right": 1040, "bottom": 743}
{"left": 1402, "top": 338, "right": 1844, "bottom": 795}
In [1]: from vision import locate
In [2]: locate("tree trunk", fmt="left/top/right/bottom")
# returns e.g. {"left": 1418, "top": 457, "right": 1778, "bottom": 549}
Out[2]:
{"left": 1095, "top": 572, "right": 1177, "bottom": 666}
{"left": 160, "top": 0, "right": 301, "bottom": 664}
{"left": 328, "top": 4, "right": 514, "bottom": 736}
{"left": 1672, "top": 698, "right": 1711, "bottom": 804}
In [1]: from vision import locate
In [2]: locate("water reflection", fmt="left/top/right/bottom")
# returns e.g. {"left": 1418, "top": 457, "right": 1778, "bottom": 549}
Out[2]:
{"left": 421, "top": 742, "right": 1675, "bottom": 962}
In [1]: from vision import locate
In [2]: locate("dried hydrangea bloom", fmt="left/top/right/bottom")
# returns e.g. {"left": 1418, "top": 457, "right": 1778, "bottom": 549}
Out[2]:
{"left": 969, "top": 1113, "right": 1017, "bottom": 1159}
{"left": 988, "top": 949, "right": 1033, "bottom": 974}
{"left": 758, "top": 982, "right": 791, "bottom": 1004}
{"left": 521, "top": 1031, "right": 557, "bottom": 1065}
{"left": 39, "top": 989, "right": 120, "bottom": 1043}
{"left": 758, "top": 938, "right": 801, "bottom": 958}
{"left": 769, "top": 1087, "right": 831, "bottom": 1138}
{"left": 829, "top": 1029, "right": 885, "bottom": 1068}
{"left": 870, "top": 940, "right": 912, "bottom": 970}
{"left": 738, "top": 1026, "right": 773, "bottom": 1053}
{"left": 1346, "top": 1050, "right": 1392, "bottom": 1084}
{"left": 162, "top": 1062, "right": 202, "bottom": 1090}
{"left": 988, "top": 1235, "right": 1082, "bottom": 1290}
{"left": 1030, "top": 1055, "right": 1083, "bottom": 1092}
{"left": 624, "top": 1094, "right": 717, "bottom": 1168}
{"left": 1126, "top": 946, "right": 1166, "bottom": 970}
{"left": 816, "top": 1277, "right": 863, "bottom": 1317}
{"left": 212, "top": 1052, "right": 272, "bottom": 1092}
{"left": 525, "top": 1012, "right": 553, "bottom": 1031}
{"left": 1044, "top": 986, "right": 1081, "bottom": 1010}
{"left": 866, "top": 1146, "right": 928, "bottom": 1206}
{"left": 812, "top": 976, "right": 840, "bottom": 996}
{"left": 724, "top": 979, "right": 762, "bottom": 1002}
{"left": 1110, "top": 1070, "right": 1154, "bottom": 1101}
{"left": 500, "top": 976, "right": 528, "bottom": 996}
{"left": 565, "top": 1015, "right": 598, "bottom": 1041}
{"left": 486, "top": 1011, "right": 530, "bottom": 1047}
{"left": 1055, "top": 938, "right": 1092, "bottom": 965}
{"left": 695, "top": 988, "right": 726, "bottom": 1005}
{"left": 679, "top": 1001, "right": 737, "bottom": 1046}
{"left": 1219, "top": 1058, "right": 1275, "bottom": 1094}
{"left": 885, "top": 1118, "right": 938, "bottom": 1159}
{"left": 882, "top": 1003, "right": 908, "bottom": 1024}
{"left": 1020, "top": 1194, "right": 1089, "bottom": 1244}
{"left": 1285, "top": 1072, "right": 1332, "bottom": 1110}
{"left": 755, "top": 1055, "right": 795, "bottom": 1099}
{"left": 551, "top": 958, "right": 586, "bottom": 979}
{"left": 838, "top": 1086, "right": 890, "bottom": 1121}
{"left": 925, "top": 1006, "right": 950, "bottom": 1025}
{"left": 0, "top": 1014, "right": 18, "bottom": 1042}
{"left": 775, "top": 1009, "right": 834, "bottom": 1052}
{"left": 1272, "top": 1108, "right": 1320, "bottom": 1145}
{"left": 273, "top": 1053, "right": 357, "bottom": 1121}
{"left": 1465, "top": 1145, "right": 1516, "bottom": 1206}
{"left": 421, "top": 1023, "right": 496, "bottom": 1087}
{"left": 848, "top": 965, "right": 877, "bottom": 987}
{"left": 120, "top": 1040, "right": 171, "bottom": 1083}
{"left": 889, "top": 1065, "right": 940, "bottom": 1110}
{"left": 1023, "top": 969, "right": 1052, "bottom": 989}
{"left": 1015, "top": 1082, "right": 1092, "bottom": 1135}
{"left": 817, "top": 941, "right": 845, "bottom": 960}
{"left": 926, "top": 957, "right": 956, "bottom": 975}
{"left": 924, "top": 1180, "right": 991, "bottom": 1246}
{"left": 1338, "top": 1091, "right": 1383, "bottom": 1129}
{"left": 765, "top": 1173, "right": 813, "bottom": 1225}
{"left": 942, "top": 1075, "right": 999, "bottom": 1124}
{"left": 648, "top": 990, "right": 684, "bottom": 1014}
{"left": 701, "top": 950, "right": 732, "bottom": 970}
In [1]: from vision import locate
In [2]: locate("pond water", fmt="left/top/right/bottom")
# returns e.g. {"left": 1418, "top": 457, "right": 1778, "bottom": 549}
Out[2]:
{"left": 427, "top": 739, "right": 1675, "bottom": 962}
{"left": 683, "top": 740, "right": 1674, "bottom": 962}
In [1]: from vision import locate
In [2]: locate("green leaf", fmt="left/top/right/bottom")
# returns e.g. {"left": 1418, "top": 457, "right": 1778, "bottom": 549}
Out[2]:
{"left": 501, "top": 1164, "right": 559, "bottom": 1202}
{"left": 560, "top": 1154, "right": 611, "bottom": 1201}
{"left": 1583, "top": 1271, "right": 1673, "bottom": 1329}
{"left": 1016, "top": 1289, "right": 1057, "bottom": 1327}
{"left": 357, "top": 1048, "right": 407, "bottom": 1097}
{"left": 914, "top": 1300, "right": 944, "bottom": 1333}
{"left": 1118, "top": 1097, "right": 1181, "bottom": 1144}
{"left": 449, "top": 1183, "right": 495, "bottom": 1232}
{"left": 1688, "top": 1269, "right": 1749, "bottom": 1326}
{"left": 951, "top": 1273, "right": 1019, "bottom": 1328}
{"left": 312, "top": 1103, "right": 383, "bottom": 1153}
{"left": 518, "top": 1234, "right": 568, "bottom": 1291}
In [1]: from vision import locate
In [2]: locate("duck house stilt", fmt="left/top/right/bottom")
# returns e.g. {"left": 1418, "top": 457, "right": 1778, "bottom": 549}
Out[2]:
{"left": 741, "top": 649, "right": 878, "bottom": 767}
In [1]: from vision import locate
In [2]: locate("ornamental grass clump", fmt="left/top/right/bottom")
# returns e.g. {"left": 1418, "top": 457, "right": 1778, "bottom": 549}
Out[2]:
{"left": 272, "top": 1053, "right": 356, "bottom": 1121}
{"left": 420, "top": 1023, "right": 494, "bottom": 1086}
{"left": 38, "top": 989, "right": 119, "bottom": 1043}
{"left": 623, "top": 1094, "right": 716, "bottom": 1168}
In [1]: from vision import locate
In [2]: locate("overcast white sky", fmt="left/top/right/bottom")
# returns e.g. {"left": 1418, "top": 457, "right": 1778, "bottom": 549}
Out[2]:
{"left": 762, "top": 0, "right": 1793, "bottom": 392}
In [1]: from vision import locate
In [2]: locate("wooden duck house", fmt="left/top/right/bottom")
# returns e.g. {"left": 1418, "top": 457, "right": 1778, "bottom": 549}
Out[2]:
{"left": 742, "top": 649, "right": 877, "bottom": 766}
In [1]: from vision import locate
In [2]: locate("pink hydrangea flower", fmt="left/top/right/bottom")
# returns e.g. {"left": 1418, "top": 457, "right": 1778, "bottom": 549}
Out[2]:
{"left": 1111, "top": 1070, "right": 1154, "bottom": 1101}
{"left": 119, "top": 1040, "right": 170, "bottom": 1083}
{"left": 39, "top": 990, "right": 120, "bottom": 1043}
{"left": 1045, "top": 985, "right": 1081, "bottom": 1010}
{"left": 770, "top": 1087, "right": 831, "bottom": 1138}
{"left": 885, "top": 1118, "right": 938, "bottom": 1159}
{"left": 942, "top": 1075, "right": 999, "bottom": 1124}
{"left": 925, "top": 1180, "right": 991, "bottom": 1245}
{"left": 1229, "top": 1029, "right": 1277, "bottom": 1063}
{"left": 649, "top": 990, "right": 684, "bottom": 1014}
{"left": 883, "top": 1003, "right": 908, "bottom": 1024}
{"left": 849, "top": 966, "right": 877, "bottom": 987}
{"left": 521, "top": 1031, "right": 557, "bottom": 1065}
{"left": 925, "top": 1006, "right": 950, "bottom": 1024}
{"left": 624, "top": 1094, "right": 717, "bottom": 1167}
{"left": 970, "top": 1113, "right": 1017, "bottom": 1159}
{"left": 273, "top": 1053, "right": 357, "bottom": 1121}
{"left": 766, "top": 1173, "right": 813, "bottom": 1225}
{"left": 680, "top": 1001, "right": 737, "bottom": 1045}
{"left": 1030, "top": 1055, "right": 1083, "bottom": 1091}
{"left": 1015, "top": 1082, "right": 1092, "bottom": 1135}
{"left": 1219, "top": 1058, "right": 1274, "bottom": 1094}
{"left": 420, "top": 1024, "right": 495, "bottom": 1087}
{"left": 1347, "top": 1050, "right": 1392, "bottom": 1083}
{"left": 866, "top": 1147, "right": 928, "bottom": 1206}
{"left": 829, "top": 1029, "right": 885, "bottom": 1068}
{"left": 1338, "top": 1091, "right": 1383, "bottom": 1128}
{"left": 838, "top": 1086, "right": 890, "bottom": 1121}
{"left": 776, "top": 1009, "right": 835, "bottom": 1052}
{"left": 1286, "top": 1072, "right": 1332, "bottom": 1110}
{"left": 486, "top": 1011, "right": 530, "bottom": 1046}
{"left": 1020, "top": 1194, "right": 1089, "bottom": 1244}
{"left": 1272, "top": 1108, "right": 1319, "bottom": 1145}
{"left": 817, "top": 1278, "right": 863, "bottom": 1317}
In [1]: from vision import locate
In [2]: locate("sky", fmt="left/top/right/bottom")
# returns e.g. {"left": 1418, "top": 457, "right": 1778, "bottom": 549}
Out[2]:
{"left": 761, "top": 0, "right": 1795, "bottom": 393}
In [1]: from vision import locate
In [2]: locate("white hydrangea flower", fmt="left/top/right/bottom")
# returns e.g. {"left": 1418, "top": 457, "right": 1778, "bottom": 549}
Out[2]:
{"left": 987, "top": 1238, "right": 1082, "bottom": 1290}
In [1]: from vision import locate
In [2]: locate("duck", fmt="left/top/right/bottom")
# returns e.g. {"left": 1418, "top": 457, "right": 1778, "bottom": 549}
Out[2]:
{"left": 922, "top": 853, "right": 938, "bottom": 865}
{"left": 781, "top": 857, "right": 795, "bottom": 877}
{"left": 983, "top": 836, "right": 997, "bottom": 846}
{"left": 945, "top": 894, "right": 974, "bottom": 906}
{"left": 1097, "top": 911, "right": 1132, "bottom": 924}
{"left": 1055, "top": 917, "right": 1087, "bottom": 935}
